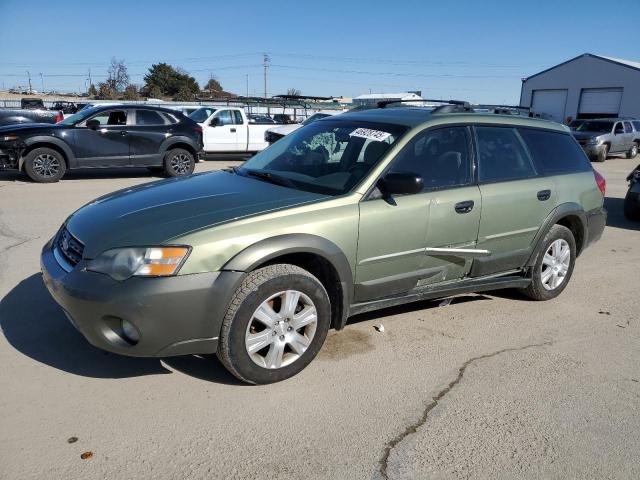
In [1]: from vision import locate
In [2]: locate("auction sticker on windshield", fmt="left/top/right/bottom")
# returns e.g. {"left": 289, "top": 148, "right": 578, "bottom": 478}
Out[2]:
{"left": 349, "top": 128, "right": 391, "bottom": 142}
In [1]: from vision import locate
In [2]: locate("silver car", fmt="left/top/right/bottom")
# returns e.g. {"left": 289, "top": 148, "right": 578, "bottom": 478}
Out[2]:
{"left": 572, "top": 118, "right": 639, "bottom": 162}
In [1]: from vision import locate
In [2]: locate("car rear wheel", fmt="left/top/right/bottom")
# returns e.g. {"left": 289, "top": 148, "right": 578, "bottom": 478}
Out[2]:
{"left": 217, "top": 264, "right": 331, "bottom": 384}
{"left": 24, "top": 147, "right": 66, "bottom": 183}
{"left": 595, "top": 144, "right": 608, "bottom": 163}
{"left": 163, "top": 148, "right": 195, "bottom": 177}
{"left": 520, "top": 224, "right": 576, "bottom": 301}
{"left": 626, "top": 143, "right": 638, "bottom": 159}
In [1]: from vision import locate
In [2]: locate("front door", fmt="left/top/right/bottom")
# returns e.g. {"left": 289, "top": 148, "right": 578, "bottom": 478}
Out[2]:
{"left": 204, "top": 110, "right": 237, "bottom": 152}
{"left": 473, "top": 126, "right": 556, "bottom": 276}
{"left": 356, "top": 126, "right": 481, "bottom": 302}
{"left": 72, "top": 108, "right": 130, "bottom": 167}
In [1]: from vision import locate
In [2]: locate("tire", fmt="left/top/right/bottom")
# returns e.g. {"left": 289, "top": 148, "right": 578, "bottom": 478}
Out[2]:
{"left": 23, "top": 147, "right": 66, "bottom": 183}
{"left": 163, "top": 148, "right": 195, "bottom": 177}
{"left": 624, "top": 189, "right": 640, "bottom": 221}
{"left": 217, "top": 264, "right": 331, "bottom": 384}
{"left": 626, "top": 143, "right": 639, "bottom": 159}
{"left": 520, "top": 224, "right": 576, "bottom": 301}
{"left": 595, "top": 144, "right": 608, "bottom": 163}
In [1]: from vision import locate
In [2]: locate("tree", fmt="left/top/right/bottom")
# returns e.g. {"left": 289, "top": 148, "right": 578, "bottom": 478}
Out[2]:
{"left": 106, "top": 57, "right": 129, "bottom": 92}
{"left": 87, "top": 83, "right": 97, "bottom": 97}
{"left": 205, "top": 76, "right": 223, "bottom": 95}
{"left": 174, "top": 84, "right": 195, "bottom": 101}
{"left": 97, "top": 81, "right": 117, "bottom": 99}
{"left": 286, "top": 88, "right": 301, "bottom": 96}
{"left": 147, "top": 85, "right": 163, "bottom": 99}
{"left": 144, "top": 63, "right": 199, "bottom": 98}
{"left": 123, "top": 84, "right": 140, "bottom": 100}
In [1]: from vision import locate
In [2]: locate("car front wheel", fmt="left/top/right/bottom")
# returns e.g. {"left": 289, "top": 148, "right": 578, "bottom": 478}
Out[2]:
{"left": 24, "top": 147, "right": 66, "bottom": 183}
{"left": 595, "top": 144, "right": 608, "bottom": 163}
{"left": 521, "top": 224, "right": 576, "bottom": 301}
{"left": 217, "top": 264, "right": 331, "bottom": 384}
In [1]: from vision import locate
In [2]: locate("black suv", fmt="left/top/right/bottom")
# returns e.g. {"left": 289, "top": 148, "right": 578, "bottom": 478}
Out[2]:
{"left": 0, "top": 105, "right": 204, "bottom": 182}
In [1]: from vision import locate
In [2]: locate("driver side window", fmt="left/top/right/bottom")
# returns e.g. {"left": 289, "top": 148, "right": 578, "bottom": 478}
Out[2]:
{"left": 216, "top": 110, "right": 234, "bottom": 126}
{"left": 88, "top": 110, "right": 127, "bottom": 126}
{"left": 390, "top": 126, "right": 472, "bottom": 190}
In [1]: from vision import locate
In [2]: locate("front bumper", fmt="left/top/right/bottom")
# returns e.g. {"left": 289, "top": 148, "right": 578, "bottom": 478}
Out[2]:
{"left": 579, "top": 143, "right": 605, "bottom": 159}
{"left": 40, "top": 237, "right": 245, "bottom": 357}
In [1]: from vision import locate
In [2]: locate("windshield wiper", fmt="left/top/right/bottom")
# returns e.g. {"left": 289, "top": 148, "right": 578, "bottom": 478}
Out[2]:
{"left": 241, "top": 169, "right": 297, "bottom": 189}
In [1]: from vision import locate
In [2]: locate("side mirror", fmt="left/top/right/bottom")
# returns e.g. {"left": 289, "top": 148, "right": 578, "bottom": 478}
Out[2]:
{"left": 210, "top": 117, "right": 220, "bottom": 127}
{"left": 378, "top": 172, "right": 423, "bottom": 196}
{"left": 86, "top": 119, "right": 100, "bottom": 130}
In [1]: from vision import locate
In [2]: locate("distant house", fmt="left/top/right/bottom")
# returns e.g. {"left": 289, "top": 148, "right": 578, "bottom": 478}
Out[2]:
{"left": 520, "top": 53, "right": 640, "bottom": 123}
{"left": 352, "top": 92, "right": 423, "bottom": 107}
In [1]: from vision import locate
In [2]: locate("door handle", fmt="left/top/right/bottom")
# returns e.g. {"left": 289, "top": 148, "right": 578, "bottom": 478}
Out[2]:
{"left": 454, "top": 200, "right": 474, "bottom": 214}
{"left": 230, "top": 128, "right": 237, "bottom": 133}
{"left": 537, "top": 189, "right": 551, "bottom": 201}
{"left": 120, "top": 130, "right": 128, "bottom": 136}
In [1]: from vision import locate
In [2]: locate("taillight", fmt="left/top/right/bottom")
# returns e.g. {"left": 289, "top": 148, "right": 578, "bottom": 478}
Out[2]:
{"left": 194, "top": 125, "right": 203, "bottom": 134}
{"left": 55, "top": 111, "right": 63, "bottom": 123}
{"left": 593, "top": 169, "right": 606, "bottom": 196}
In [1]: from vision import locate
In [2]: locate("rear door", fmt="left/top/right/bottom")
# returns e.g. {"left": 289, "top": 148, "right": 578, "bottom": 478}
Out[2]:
{"left": 128, "top": 109, "right": 171, "bottom": 166}
{"left": 203, "top": 109, "right": 237, "bottom": 152}
{"left": 623, "top": 121, "right": 634, "bottom": 151}
{"left": 612, "top": 122, "right": 626, "bottom": 153}
{"left": 71, "top": 108, "right": 130, "bottom": 167}
{"left": 472, "top": 126, "right": 556, "bottom": 276}
{"left": 356, "top": 126, "right": 481, "bottom": 301}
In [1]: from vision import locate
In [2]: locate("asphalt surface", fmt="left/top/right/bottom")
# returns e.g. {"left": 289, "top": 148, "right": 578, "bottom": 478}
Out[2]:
{"left": 0, "top": 155, "right": 639, "bottom": 479}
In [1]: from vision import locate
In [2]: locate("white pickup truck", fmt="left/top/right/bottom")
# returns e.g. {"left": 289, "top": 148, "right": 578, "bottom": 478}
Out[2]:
{"left": 189, "top": 106, "right": 279, "bottom": 153}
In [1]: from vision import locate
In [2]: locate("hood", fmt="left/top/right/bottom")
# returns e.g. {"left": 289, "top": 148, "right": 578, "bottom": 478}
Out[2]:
{"left": 267, "top": 124, "right": 301, "bottom": 136}
{"left": 66, "top": 170, "right": 327, "bottom": 258}
{"left": 571, "top": 131, "right": 604, "bottom": 140}
{"left": 0, "top": 123, "right": 64, "bottom": 133}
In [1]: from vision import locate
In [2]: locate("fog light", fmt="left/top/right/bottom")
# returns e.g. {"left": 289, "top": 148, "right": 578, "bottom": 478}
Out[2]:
{"left": 120, "top": 319, "right": 140, "bottom": 345}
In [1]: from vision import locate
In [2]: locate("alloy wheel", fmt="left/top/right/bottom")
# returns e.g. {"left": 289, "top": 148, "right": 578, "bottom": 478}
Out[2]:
{"left": 32, "top": 153, "right": 60, "bottom": 178}
{"left": 245, "top": 290, "right": 318, "bottom": 369}
{"left": 541, "top": 239, "right": 570, "bottom": 291}
{"left": 170, "top": 153, "right": 191, "bottom": 175}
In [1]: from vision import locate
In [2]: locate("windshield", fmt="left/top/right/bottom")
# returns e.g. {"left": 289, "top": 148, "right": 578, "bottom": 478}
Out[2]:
{"left": 189, "top": 107, "right": 216, "bottom": 123}
{"left": 57, "top": 106, "right": 103, "bottom": 125}
{"left": 239, "top": 120, "right": 408, "bottom": 196}
{"left": 575, "top": 121, "right": 613, "bottom": 133}
{"left": 302, "top": 113, "right": 331, "bottom": 125}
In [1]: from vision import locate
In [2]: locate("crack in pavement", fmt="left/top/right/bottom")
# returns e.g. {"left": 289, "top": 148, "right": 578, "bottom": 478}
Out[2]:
{"left": 378, "top": 341, "right": 554, "bottom": 480}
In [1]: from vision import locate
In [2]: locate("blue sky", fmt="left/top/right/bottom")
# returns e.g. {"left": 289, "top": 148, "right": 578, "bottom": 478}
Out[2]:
{"left": 1, "top": 0, "right": 638, "bottom": 103}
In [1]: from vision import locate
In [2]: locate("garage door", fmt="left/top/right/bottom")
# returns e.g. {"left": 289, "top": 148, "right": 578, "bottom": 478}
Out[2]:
{"left": 531, "top": 89, "right": 568, "bottom": 123}
{"left": 578, "top": 88, "right": 622, "bottom": 117}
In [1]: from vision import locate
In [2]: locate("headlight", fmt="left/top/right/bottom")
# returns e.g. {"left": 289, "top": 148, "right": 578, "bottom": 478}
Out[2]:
{"left": 86, "top": 246, "right": 190, "bottom": 281}
{"left": 586, "top": 138, "right": 600, "bottom": 145}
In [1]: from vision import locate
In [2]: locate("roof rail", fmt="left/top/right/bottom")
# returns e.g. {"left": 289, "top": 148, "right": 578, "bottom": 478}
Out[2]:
{"left": 377, "top": 98, "right": 469, "bottom": 108}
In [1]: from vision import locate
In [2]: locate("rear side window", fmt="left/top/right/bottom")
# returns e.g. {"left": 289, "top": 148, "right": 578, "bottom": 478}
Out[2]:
{"left": 633, "top": 121, "right": 640, "bottom": 132}
{"left": 475, "top": 127, "right": 535, "bottom": 183}
{"left": 623, "top": 122, "right": 632, "bottom": 133}
{"left": 233, "top": 111, "right": 244, "bottom": 125}
{"left": 518, "top": 128, "right": 591, "bottom": 175}
{"left": 136, "top": 109, "right": 165, "bottom": 125}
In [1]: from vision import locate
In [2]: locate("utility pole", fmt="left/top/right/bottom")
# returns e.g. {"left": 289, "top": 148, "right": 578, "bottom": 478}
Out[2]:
{"left": 263, "top": 53, "right": 270, "bottom": 99}
{"left": 39, "top": 73, "right": 44, "bottom": 94}
{"left": 26, "top": 71, "right": 32, "bottom": 94}
{"left": 88, "top": 68, "right": 92, "bottom": 90}
{"left": 246, "top": 74, "right": 249, "bottom": 98}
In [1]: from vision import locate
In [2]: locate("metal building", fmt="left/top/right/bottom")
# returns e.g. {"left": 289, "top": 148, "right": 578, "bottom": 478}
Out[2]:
{"left": 520, "top": 53, "right": 640, "bottom": 123}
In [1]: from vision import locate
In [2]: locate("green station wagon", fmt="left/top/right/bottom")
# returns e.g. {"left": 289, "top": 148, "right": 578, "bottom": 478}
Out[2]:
{"left": 41, "top": 102, "right": 606, "bottom": 384}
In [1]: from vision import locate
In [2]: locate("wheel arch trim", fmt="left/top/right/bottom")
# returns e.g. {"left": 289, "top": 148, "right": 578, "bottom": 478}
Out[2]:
{"left": 21, "top": 136, "right": 76, "bottom": 169}
{"left": 222, "top": 234, "right": 354, "bottom": 329}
